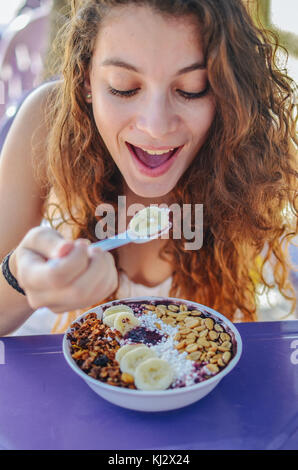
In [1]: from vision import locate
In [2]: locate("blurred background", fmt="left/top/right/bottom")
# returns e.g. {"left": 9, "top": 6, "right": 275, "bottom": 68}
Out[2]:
{"left": 0, "top": 0, "right": 297, "bottom": 321}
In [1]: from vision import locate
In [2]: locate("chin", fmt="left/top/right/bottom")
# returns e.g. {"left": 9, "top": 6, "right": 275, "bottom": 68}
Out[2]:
{"left": 127, "top": 180, "right": 173, "bottom": 199}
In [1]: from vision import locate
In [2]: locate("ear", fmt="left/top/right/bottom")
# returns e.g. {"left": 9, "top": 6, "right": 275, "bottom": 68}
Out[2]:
{"left": 84, "top": 73, "right": 92, "bottom": 103}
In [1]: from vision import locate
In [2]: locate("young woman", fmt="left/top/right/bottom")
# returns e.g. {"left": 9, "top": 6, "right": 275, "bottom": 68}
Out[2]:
{"left": 0, "top": 0, "right": 297, "bottom": 336}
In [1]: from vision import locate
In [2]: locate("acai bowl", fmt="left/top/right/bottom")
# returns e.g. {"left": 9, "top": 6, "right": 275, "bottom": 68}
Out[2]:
{"left": 63, "top": 297, "right": 242, "bottom": 412}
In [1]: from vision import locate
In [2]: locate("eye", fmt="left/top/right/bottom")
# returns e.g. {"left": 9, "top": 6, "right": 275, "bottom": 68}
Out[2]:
{"left": 176, "top": 83, "right": 210, "bottom": 101}
{"left": 107, "top": 83, "right": 210, "bottom": 100}
{"left": 108, "top": 87, "right": 139, "bottom": 98}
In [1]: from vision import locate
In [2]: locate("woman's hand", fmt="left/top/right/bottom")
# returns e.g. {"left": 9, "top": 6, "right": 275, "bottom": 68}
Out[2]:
{"left": 14, "top": 226, "right": 118, "bottom": 312}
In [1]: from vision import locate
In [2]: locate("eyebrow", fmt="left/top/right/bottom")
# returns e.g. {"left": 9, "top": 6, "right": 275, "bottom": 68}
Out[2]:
{"left": 101, "top": 58, "right": 206, "bottom": 76}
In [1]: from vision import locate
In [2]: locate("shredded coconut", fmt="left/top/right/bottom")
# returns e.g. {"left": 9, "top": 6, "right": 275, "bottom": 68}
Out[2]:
{"left": 109, "top": 302, "right": 225, "bottom": 388}
{"left": 132, "top": 308, "right": 198, "bottom": 387}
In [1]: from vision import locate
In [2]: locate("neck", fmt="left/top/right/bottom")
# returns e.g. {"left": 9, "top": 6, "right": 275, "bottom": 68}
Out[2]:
{"left": 123, "top": 182, "right": 174, "bottom": 209}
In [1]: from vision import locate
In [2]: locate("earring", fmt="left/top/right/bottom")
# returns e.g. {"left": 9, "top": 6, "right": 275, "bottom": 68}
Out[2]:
{"left": 86, "top": 92, "right": 92, "bottom": 100}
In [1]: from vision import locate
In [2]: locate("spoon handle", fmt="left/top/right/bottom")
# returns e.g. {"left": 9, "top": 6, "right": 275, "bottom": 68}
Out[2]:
{"left": 91, "top": 232, "right": 132, "bottom": 251}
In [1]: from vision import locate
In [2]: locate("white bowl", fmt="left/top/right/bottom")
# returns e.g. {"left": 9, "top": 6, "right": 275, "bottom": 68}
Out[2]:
{"left": 63, "top": 297, "right": 243, "bottom": 412}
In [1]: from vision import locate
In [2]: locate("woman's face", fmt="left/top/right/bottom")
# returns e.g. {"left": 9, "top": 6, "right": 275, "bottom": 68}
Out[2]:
{"left": 88, "top": 5, "right": 215, "bottom": 198}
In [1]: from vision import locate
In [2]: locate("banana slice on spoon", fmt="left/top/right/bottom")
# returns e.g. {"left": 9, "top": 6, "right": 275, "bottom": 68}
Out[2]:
{"left": 128, "top": 206, "right": 170, "bottom": 239}
{"left": 91, "top": 206, "right": 171, "bottom": 251}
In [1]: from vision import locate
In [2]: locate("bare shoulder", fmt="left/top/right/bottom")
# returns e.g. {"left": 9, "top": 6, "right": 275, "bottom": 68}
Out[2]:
{"left": 0, "top": 80, "right": 61, "bottom": 184}
{"left": 0, "top": 81, "right": 61, "bottom": 257}
{"left": 17, "top": 80, "right": 59, "bottom": 112}
{"left": 4, "top": 80, "right": 60, "bottom": 140}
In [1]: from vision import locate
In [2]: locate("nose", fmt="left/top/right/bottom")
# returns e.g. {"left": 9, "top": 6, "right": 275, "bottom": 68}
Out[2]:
{"left": 135, "top": 92, "right": 180, "bottom": 139}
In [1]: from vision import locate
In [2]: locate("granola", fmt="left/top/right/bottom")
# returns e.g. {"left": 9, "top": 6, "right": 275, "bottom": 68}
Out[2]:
{"left": 67, "top": 299, "right": 237, "bottom": 390}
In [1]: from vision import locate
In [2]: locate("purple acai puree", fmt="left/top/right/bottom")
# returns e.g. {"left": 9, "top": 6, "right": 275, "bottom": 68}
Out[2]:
{"left": 102, "top": 298, "right": 237, "bottom": 388}
{"left": 124, "top": 326, "right": 164, "bottom": 346}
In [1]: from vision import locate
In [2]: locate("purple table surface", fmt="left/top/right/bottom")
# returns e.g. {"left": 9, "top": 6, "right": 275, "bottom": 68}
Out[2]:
{"left": 0, "top": 321, "right": 298, "bottom": 450}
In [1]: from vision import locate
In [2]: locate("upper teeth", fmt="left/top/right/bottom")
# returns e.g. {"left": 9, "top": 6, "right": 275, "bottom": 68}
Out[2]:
{"left": 139, "top": 147, "right": 175, "bottom": 155}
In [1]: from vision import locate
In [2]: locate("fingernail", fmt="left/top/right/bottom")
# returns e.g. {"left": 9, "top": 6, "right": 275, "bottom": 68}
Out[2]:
{"left": 57, "top": 242, "right": 74, "bottom": 258}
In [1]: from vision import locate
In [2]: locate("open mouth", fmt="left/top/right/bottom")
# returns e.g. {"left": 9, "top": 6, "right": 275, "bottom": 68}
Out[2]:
{"left": 126, "top": 142, "right": 180, "bottom": 169}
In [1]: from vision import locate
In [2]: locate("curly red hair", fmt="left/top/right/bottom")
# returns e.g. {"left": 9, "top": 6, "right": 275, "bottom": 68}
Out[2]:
{"left": 37, "top": 0, "right": 297, "bottom": 331}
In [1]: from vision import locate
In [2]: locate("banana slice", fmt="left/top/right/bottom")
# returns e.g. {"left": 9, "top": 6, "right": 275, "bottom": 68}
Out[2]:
{"left": 113, "top": 311, "right": 140, "bottom": 336}
{"left": 134, "top": 358, "right": 174, "bottom": 391}
{"left": 115, "top": 343, "right": 144, "bottom": 363}
{"left": 128, "top": 206, "right": 170, "bottom": 239}
{"left": 120, "top": 346, "right": 157, "bottom": 376}
{"left": 103, "top": 304, "right": 134, "bottom": 318}
{"left": 102, "top": 313, "right": 118, "bottom": 327}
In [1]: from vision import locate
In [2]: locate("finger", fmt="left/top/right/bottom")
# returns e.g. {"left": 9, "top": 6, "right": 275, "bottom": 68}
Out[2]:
{"left": 60, "top": 247, "right": 118, "bottom": 308}
{"left": 22, "top": 226, "right": 74, "bottom": 260}
{"left": 56, "top": 242, "right": 75, "bottom": 258}
{"left": 19, "top": 241, "right": 90, "bottom": 291}
{"left": 57, "top": 238, "right": 91, "bottom": 258}
{"left": 24, "top": 247, "right": 117, "bottom": 311}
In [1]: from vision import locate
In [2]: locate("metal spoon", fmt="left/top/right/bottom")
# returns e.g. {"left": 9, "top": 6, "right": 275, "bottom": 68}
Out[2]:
{"left": 91, "top": 207, "right": 171, "bottom": 251}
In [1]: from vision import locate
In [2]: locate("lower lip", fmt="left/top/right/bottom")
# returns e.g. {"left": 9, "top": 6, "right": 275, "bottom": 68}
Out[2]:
{"left": 126, "top": 143, "right": 183, "bottom": 177}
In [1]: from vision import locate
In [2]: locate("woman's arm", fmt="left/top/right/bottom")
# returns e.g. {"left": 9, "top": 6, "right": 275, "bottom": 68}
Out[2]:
{"left": 0, "top": 82, "right": 55, "bottom": 335}
{"left": 0, "top": 82, "right": 119, "bottom": 336}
